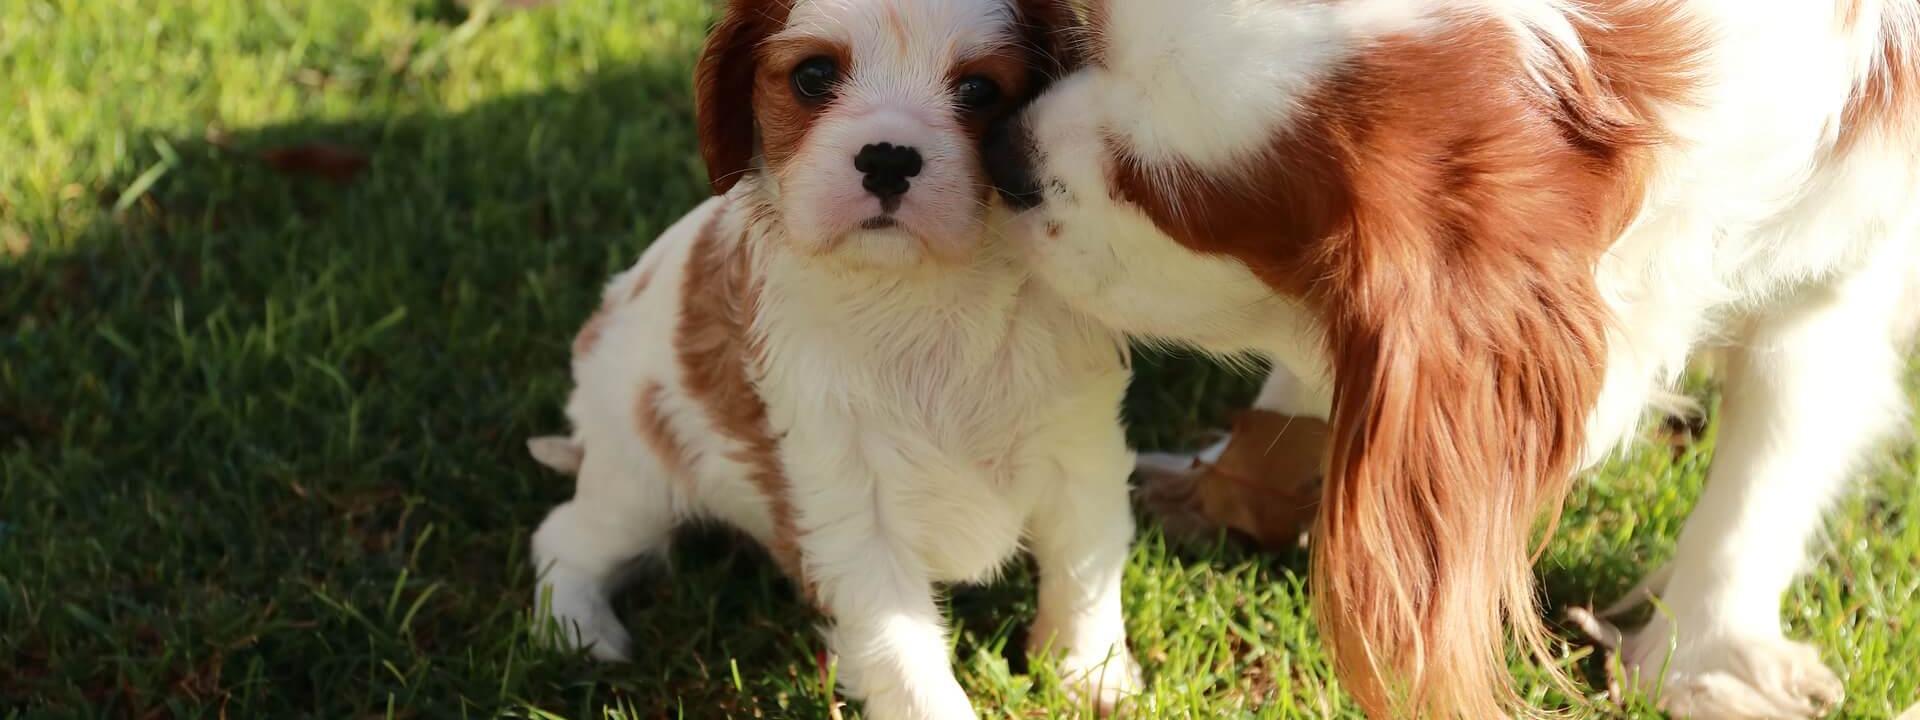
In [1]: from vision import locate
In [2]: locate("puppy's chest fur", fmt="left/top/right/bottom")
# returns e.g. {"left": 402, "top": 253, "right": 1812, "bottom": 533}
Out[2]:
{"left": 759, "top": 256, "right": 1120, "bottom": 445}
{"left": 748, "top": 230, "right": 1130, "bottom": 581}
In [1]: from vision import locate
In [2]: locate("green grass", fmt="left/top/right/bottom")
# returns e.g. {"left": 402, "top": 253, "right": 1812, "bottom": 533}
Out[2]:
{"left": 2, "top": 1, "right": 1916, "bottom": 717}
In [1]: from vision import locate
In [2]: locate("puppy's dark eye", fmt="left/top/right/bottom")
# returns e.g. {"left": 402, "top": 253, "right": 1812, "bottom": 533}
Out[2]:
{"left": 954, "top": 75, "right": 1001, "bottom": 110}
{"left": 791, "top": 57, "right": 839, "bottom": 102}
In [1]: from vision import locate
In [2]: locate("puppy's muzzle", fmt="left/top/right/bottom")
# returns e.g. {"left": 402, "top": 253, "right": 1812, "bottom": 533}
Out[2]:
{"left": 983, "top": 116, "right": 1044, "bottom": 210}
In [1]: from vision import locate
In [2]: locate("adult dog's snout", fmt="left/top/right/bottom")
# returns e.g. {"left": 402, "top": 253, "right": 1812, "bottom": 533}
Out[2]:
{"left": 983, "top": 116, "right": 1043, "bottom": 210}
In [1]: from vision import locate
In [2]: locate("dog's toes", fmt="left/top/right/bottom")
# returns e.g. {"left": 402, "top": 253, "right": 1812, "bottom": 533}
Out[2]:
{"left": 1057, "top": 650, "right": 1143, "bottom": 717}
{"left": 1627, "top": 631, "right": 1843, "bottom": 720}
{"left": 1565, "top": 606, "right": 1624, "bottom": 652}
{"left": 534, "top": 567, "right": 633, "bottom": 662}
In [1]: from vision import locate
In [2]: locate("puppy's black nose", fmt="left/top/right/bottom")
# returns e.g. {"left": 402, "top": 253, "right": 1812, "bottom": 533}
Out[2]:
{"left": 855, "top": 142, "right": 922, "bottom": 204}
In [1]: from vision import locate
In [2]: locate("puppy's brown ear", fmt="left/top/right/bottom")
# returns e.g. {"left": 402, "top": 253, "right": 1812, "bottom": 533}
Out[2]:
{"left": 695, "top": 0, "right": 790, "bottom": 195}
{"left": 1012, "top": 0, "right": 1085, "bottom": 78}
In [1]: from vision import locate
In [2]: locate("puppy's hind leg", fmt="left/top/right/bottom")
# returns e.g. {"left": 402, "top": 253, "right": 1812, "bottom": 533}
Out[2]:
{"left": 530, "top": 435, "right": 677, "bottom": 662}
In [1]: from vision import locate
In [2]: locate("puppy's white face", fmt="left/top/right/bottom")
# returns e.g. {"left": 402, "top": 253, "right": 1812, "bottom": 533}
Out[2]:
{"left": 699, "top": 0, "right": 1053, "bottom": 268}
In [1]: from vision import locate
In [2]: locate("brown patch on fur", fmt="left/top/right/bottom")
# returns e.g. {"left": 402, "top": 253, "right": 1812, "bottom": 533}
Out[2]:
{"left": 572, "top": 304, "right": 612, "bottom": 358}
{"left": 1074, "top": 0, "right": 1111, "bottom": 68}
{"left": 675, "top": 204, "right": 807, "bottom": 587}
{"left": 1013, "top": 0, "right": 1085, "bottom": 74}
{"left": 1840, "top": 0, "right": 1867, "bottom": 32}
{"left": 579, "top": 234, "right": 692, "bottom": 357}
{"left": 1837, "top": 7, "right": 1920, "bottom": 153}
{"left": 952, "top": 0, "right": 1078, "bottom": 144}
{"left": 696, "top": 0, "right": 797, "bottom": 194}
{"left": 954, "top": 1, "right": 1079, "bottom": 205}
{"left": 628, "top": 260, "right": 658, "bottom": 301}
{"left": 634, "top": 381, "right": 693, "bottom": 491}
{"left": 951, "top": 44, "right": 1046, "bottom": 209}
{"left": 753, "top": 37, "right": 852, "bottom": 174}
{"left": 953, "top": 49, "right": 1038, "bottom": 141}
{"left": 1099, "top": 7, "right": 1704, "bottom": 718}
{"left": 701, "top": 0, "right": 1074, "bottom": 198}
{"left": 883, "top": 0, "right": 910, "bottom": 48}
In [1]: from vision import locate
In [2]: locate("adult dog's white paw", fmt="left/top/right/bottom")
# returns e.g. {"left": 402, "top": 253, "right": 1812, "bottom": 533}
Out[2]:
{"left": 1056, "top": 648, "right": 1143, "bottom": 716}
{"left": 850, "top": 680, "right": 980, "bottom": 720}
{"left": 1624, "top": 627, "right": 1843, "bottom": 720}
{"left": 534, "top": 565, "right": 633, "bottom": 662}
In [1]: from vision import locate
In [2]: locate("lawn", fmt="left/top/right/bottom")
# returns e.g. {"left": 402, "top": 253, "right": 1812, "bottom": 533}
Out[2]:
{"left": 2, "top": 1, "right": 1916, "bottom": 717}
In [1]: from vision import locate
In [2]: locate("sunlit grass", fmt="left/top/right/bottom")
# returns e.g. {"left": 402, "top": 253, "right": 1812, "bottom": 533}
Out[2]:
{"left": 2, "top": 1, "right": 1915, "bottom": 716}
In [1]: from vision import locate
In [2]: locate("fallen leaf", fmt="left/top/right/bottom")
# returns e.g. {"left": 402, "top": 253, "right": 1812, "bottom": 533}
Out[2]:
{"left": 258, "top": 143, "right": 370, "bottom": 183}
{"left": 1137, "top": 411, "right": 1328, "bottom": 553}
{"left": 459, "top": 0, "right": 556, "bottom": 8}
{"left": 2, "top": 225, "right": 28, "bottom": 257}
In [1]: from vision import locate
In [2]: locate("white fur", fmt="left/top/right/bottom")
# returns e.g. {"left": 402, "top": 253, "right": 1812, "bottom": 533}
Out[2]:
{"left": 529, "top": 2, "right": 1140, "bottom": 718}
{"left": 1012, "top": 0, "right": 1920, "bottom": 716}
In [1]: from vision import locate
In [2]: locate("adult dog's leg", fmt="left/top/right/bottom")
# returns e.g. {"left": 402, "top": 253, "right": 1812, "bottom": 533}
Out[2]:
{"left": 1621, "top": 254, "right": 1913, "bottom": 719}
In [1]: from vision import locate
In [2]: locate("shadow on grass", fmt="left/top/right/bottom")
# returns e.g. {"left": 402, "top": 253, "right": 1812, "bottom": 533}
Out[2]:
{"left": 0, "top": 22, "right": 1280, "bottom": 714}
{"left": 0, "top": 45, "right": 846, "bottom": 716}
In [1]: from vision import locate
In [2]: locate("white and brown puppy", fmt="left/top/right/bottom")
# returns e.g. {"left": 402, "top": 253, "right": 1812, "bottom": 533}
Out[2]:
{"left": 527, "top": 0, "right": 1138, "bottom": 718}
{"left": 988, "top": 1, "right": 1919, "bottom": 718}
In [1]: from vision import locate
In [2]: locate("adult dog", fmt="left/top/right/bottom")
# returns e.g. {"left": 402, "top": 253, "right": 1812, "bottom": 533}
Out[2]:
{"left": 988, "top": 0, "right": 1920, "bottom": 717}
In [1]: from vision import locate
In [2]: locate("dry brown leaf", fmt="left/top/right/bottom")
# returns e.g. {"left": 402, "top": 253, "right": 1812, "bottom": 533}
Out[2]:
{"left": 1137, "top": 411, "right": 1329, "bottom": 552}
{"left": 1, "top": 225, "right": 29, "bottom": 257}
{"left": 258, "top": 143, "right": 370, "bottom": 183}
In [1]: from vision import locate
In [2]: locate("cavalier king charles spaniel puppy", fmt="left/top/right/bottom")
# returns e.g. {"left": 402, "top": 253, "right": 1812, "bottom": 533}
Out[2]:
{"left": 526, "top": 1, "right": 1140, "bottom": 718}
{"left": 987, "top": 0, "right": 1920, "bottom": 717}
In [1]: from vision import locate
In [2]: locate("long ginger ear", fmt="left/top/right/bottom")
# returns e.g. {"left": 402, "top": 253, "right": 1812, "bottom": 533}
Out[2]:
{"left": 1303, "top": 40, "right": 1618, "bottom": 714}
{"left": 695, "top": 0, "right": 790, "bottom": 195}
{"left": 1312, "top": 245, "right": 1609, "bottom": 716}
{"left": 1301, "top": 9, "right": 1700, "bottom": 715}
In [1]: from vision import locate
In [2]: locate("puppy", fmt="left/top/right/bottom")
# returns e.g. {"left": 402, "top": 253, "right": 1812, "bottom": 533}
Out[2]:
{"left": 527, "top": 1, "right": 1139, "bottom": 718}
{"left": 987, "top": 1, "right": 1920, "bottom": 718}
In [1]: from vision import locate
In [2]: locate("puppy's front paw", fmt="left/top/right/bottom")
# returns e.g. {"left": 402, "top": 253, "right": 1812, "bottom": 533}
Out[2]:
{"left": 533, "top": 565, "right": 633, "bottom": 662}
{"left": 1624, "top": 625, "right": 1843, "bottom": 720}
